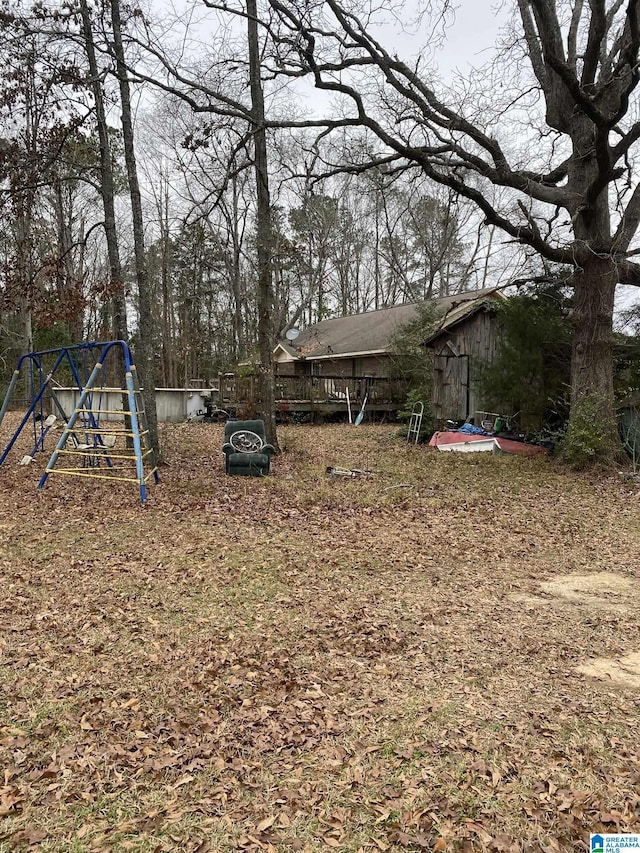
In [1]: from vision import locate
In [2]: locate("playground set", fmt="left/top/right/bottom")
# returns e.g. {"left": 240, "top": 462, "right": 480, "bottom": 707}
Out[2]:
{"left": 0, "top": 340, "right": 158, "bottom": 504}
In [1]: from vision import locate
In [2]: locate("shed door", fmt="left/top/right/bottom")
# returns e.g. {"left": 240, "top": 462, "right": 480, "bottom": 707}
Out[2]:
{"left": 433, "top": 353, "right": 469, "bottom": 421}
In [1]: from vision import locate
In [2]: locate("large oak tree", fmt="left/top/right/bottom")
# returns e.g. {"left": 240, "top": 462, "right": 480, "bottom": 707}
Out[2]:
{"left": 265, "top": 0, "right": 640, "bottom": 460}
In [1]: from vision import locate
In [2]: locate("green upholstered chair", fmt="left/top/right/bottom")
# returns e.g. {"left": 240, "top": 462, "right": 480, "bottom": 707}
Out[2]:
{"left": 222, "top": 419, "right": 275, "bottom": 476}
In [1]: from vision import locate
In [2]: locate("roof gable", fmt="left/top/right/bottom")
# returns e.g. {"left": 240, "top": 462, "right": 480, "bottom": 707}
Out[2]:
{"left": 424, "top": 291, "right": 507, "bottom": 345}
{"left": 277, "top": 288, "right": 505, "bottom": 361}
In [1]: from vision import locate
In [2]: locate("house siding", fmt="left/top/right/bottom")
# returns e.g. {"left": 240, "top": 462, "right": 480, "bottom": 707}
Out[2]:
{"left": 431, "top": 310, "right": 502, "bottom": 425}
{"left": 275, "top": 361, "right": 298, "bottom": 377}
{"left": 277, "top": 354, "right": 389, "bottom": 378}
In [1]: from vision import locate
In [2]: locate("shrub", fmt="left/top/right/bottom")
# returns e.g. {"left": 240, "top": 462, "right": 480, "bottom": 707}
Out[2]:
{"left": 560, "top": 393, "right": 611, "bottom": 467}
{"left": 478, "top": 285, "right": 572, "bottom": 431}
{"left": 389, "top": 301, "right": 439, "bottom": 435}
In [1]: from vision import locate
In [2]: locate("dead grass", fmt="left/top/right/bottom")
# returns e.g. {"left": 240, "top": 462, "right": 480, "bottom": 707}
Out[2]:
{"left": 1, "top": 415, "right": 640, "bottom": 852}
{"left": 576, "top": 654, "right": 640, "bottom": 689}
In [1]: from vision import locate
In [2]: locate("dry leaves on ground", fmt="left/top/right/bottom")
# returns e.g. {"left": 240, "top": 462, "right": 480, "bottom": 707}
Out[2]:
{"left": 1, "top": 416, "right": 639, "bottom": 852}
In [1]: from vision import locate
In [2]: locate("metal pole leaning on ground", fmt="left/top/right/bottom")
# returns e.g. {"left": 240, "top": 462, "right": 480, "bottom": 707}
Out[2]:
{"left": 0, "top": 350, "right": 68, "bottom": 465}
{"left": 37, "top": 359, "right": 104, "bottom": 492}
{"left": 0, "top": 368, "right": 20, "bottom": 432}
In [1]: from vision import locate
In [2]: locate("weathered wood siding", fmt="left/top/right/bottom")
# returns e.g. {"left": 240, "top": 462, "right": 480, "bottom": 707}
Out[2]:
{"left": 432, "top": 310, "right": 502, "bottom": 425}
{"left": 277, "top": 354, "right": 390, "bottom": 378}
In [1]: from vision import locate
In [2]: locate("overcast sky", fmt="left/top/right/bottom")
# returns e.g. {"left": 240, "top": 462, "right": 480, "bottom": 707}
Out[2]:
{"left": 147, "top": 0, "right": 639, "bottom": 313}
{"left": 374, "top": 0, "right": 512, "bottom": 79}
{"left": 442, "top": 2, "right": 511, "bottom": 72}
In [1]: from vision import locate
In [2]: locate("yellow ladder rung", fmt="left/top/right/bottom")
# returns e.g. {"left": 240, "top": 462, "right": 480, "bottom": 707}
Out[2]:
{"left": 46, "top": 469, "right": 142, "bottom": 483}
{"left": 56, "top": 450, "right": 146, "bottom": 461}
{"left": 64, "top": 429, "right": 137, "bottom": 437}
{"left": 74, "top": 408, "right": 128, "bottom": 416}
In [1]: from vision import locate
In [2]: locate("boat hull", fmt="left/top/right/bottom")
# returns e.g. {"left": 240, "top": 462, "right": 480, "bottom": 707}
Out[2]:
{"left": 429, "top": 431, "right": 547, "bottom": 456}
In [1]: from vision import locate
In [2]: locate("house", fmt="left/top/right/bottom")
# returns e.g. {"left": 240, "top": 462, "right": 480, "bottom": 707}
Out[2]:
{"left": 274, "top": 287, "right": 503, "bottom": 380}
{"left": 274, "top": 302, "right": 416, "bottom": 378}
{"left": 213, "top": 287, "right": 506, "bottom": 422}
{"left": 423, "top": 288, "right": 507, "bottom": 425}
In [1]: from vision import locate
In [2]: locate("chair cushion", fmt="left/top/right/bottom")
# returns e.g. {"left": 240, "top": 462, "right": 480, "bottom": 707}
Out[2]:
{"left": 224, "top": 419, "right": 267, "bottom": 443}
{"left": 228, "top": 452, "right": 269, "bottom": 466}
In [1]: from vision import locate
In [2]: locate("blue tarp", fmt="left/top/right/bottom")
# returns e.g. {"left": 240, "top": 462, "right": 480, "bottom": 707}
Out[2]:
{"left": 457, "top": 422, "right": 490, "bottom": 436}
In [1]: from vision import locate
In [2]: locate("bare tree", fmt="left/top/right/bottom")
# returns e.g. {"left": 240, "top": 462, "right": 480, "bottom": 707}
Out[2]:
{"left": 265, "top": 0, "right": 640, "bottom": 461}
{"left": 79, "top": 0, "right": 129, "bottom": 345}
{"left": 0, "top": 33, "right": 61, "bottom": 356}
{"left": 247, "top": 0, "right": 279, "bottom": 448}
{"left": 113, "top": 0, "right": 281, "bottom": 445}
{"left": 108, "top": 0, "right": 160, "bottom": 458}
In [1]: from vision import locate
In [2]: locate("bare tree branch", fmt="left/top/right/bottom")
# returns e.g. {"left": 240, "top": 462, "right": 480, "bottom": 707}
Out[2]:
{"left": 613, "top": 181, "right": 640, "bottom": 251}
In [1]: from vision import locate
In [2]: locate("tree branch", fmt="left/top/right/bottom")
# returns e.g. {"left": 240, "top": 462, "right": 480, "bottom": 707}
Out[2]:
{"left": 581, "top": 0, "right": 607, "bottom": 87}
{"left": 613, "top": 181, "right": 640, "bottom": 252}
{"left": 617, "top": 259, "right": 640, "bottom": 285}
{"left": 526, "top": 0, "right": 609, "bottom": 126}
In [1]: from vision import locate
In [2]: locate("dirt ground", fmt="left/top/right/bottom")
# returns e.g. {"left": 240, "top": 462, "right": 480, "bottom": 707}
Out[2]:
{"left": 1, "top": 416, "right": 639, "bottom": 852}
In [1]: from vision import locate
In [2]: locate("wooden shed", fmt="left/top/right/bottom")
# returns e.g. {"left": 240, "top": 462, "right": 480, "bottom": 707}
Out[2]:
{"left": 274, "top": 288, "right": 503, "bottom": 380}
{"left": 424, "top": 291, "right": 507, "bottom": 426}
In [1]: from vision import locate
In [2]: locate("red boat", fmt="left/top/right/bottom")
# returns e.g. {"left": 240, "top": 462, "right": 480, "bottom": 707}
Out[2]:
{"left": 429, "top": 431, "right": 548, "bottom": 456}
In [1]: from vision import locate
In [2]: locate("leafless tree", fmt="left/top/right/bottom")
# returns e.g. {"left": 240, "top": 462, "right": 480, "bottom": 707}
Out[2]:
{"left": 264, "top": 0, "right": 640, "bottom": 460}
{"left": 79, "top": 0, "right": 129, "bottom": 346}
{"left": 113, "top": 0, "right": 282, "bottom": 445}
{"left": 108, "top": 0, "right": 160, "bottom": 457}
{"left": 247, "top": 0, "right": 279, "bottom": 447}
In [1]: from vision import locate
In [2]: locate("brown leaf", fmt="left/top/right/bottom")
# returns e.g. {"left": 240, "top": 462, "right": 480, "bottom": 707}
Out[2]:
{"left": 152, "top": 754, "right": 180, "bottom": 771}
{"left": 11, "top": 827, "right": 46, "bottom": 845}
{"left": 599, "top": 811, "right": 621, "bottom": 824}
{"left": 464, "top": 821, "right": 493, "bottom": 845}
{"left": 256, "top": 815, "right": 276, "bottom": 833}
{"left": 170, "top": 774, "right": 194, "bottom": 789}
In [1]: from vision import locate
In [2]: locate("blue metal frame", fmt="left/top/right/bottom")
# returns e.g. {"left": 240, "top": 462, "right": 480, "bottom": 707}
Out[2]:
{"left": 0, "top": 341, "right": 158, "bottom": 504}
{"left": 0, "top": 342, "right": 106, "bottom": 463}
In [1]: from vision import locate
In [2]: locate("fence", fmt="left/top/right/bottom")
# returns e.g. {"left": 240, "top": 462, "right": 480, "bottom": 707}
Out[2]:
{"left": 220, "top": 374, "right": 407, "bottom": 406}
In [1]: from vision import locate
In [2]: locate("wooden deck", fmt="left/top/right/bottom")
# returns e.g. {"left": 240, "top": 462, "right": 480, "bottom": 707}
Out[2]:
{"left": 217, "top": 374, "right": 408, "bottom": 420}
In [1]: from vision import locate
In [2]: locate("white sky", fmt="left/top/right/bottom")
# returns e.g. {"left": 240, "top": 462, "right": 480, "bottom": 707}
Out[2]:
{"left": 428, "top": 1, "right": 509, "bottom": 75}
{"left": 367, "top": 0, "right": 512, "bottom": 78}
{"left": 140, "top": 0, "right": 639, "bottom": 314}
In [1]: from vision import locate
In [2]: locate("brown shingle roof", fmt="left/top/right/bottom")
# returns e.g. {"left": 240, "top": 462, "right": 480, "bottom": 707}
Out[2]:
{"left": 277, "top": 288, "right": 504, "bottom": 360}
{"left": 424, "top": 290, "right": 507, "bottom": 344}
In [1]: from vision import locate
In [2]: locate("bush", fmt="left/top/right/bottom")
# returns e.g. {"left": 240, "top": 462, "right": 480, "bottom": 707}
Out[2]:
{"left": 478, "top": 285, "right": 572, "bottom": 431}
{"left": 560, "top": 393, "right": 611, "bottom": 467}
{"left": 389, "top": 301, "right": 439, "bottom": 436}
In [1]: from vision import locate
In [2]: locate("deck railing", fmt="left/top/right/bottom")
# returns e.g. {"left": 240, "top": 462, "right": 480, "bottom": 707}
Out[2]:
{"left": 219, "top": 374, "right": 408, "bottom": 406}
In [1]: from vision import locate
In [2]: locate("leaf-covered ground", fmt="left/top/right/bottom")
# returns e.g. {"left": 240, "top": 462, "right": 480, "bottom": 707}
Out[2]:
{"left": 1, "top": 417, "right": 639, "bottom": 852}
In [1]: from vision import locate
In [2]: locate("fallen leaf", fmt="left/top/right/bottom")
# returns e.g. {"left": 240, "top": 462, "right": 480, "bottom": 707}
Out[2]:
{"left": 256, "top": 815, "right": 276, "bottom": 833}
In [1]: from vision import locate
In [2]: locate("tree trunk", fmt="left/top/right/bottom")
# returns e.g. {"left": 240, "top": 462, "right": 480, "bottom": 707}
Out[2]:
{"left": 81, "top": 0, "right": 133, "bottom": 447}
{"left": 157, "top": 174, "right": 174, "bottom": 387}
{"left": 14, "top": 199, "right": 33, "bottom": 355}
{"left": 79, "top": 0, "right": 128, "bottom": 345}
{"left": 18, "top": 293, "right": 33, "bottom": 355}
{"left": 53, "top": 176, "right": 84, "bottom": 341}
{"left": 566, "top": 255, "right": 620, "bottom": 464}
{"left": 109, "top": 0, "right": 160, "bottom": 459}
{"left": 564, "top": 114, "right": 621, "bottom": 465}
{"left": 231, "top": 176, "right": 245, "bottom": 362}
{"left": 247, "top": 0, "right": 279, "bottom": 449}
